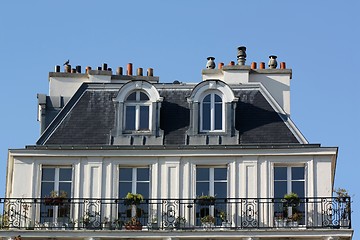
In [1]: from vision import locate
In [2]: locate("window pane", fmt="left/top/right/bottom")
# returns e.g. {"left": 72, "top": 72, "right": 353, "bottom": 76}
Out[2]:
{"left": 292, "top": 167, "right": 305, "bottom": 180}
{"left": 41, "top": 182, "right": 54, "bottom": 197}
{"left": 126, "top": 92, "right": 136, "bottom": 101}
{"left": 139, "top": 106, "right": 149, "bottom": 130}
{"left": 202, "top": 103, "right": 210, "bottom": 130}
{"left": 274, "top": 167, "right": 287, "bottom": 180}
{"left": 119, "top": 168, "right": 132, "bottom": 181}
{"left": 214, "top": 168, "right": 227, "bottom": 180}
{"left": 119, "top": 182, "right": 132, "bottom": 198}
{"left": 214, "top": 103, "right": 222, "bottom": 130}
{"left": 274, "top": 181, "right": 287, "bottom": 199}
{"left": 203, "top": 95, "right": 211, "bottom": 102}
{"left": 214, "top": 182, "right": 227, "bottom": 198}
{"left": 137, "top": 183, "right": 149, "bottom": 198}
{"left": 196, "top": 182, "right": 209, "bottom": 196}
{"left": 214, "top": 94, "right": 222, "bottom": 102}
{"left": 197, "top": 168, "right": 209, "bottom": 181}
{"left": 137, "top": 168, "right": 149, "bottom": 181}
{"left": 140, "top": 92, "right": 149, "bottom": 101}
{"left": 59, "top": 168, "right": 72, "bottom": 181}
{"left": 59, "top": 182, "right": 71, "bottom": 197}
{"left": 292, "top": 181, "right": 305, "bottom": 197}
{"left": 42, "top": 168, "right": 55, "bottom": 181}
{"left": 125, "top": 106, "right": 136, "bottom": 130}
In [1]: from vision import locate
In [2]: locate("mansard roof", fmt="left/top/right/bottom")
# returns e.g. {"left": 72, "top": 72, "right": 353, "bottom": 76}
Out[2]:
{"left": 37, "top": 82, "right": 305, "bottom": 146}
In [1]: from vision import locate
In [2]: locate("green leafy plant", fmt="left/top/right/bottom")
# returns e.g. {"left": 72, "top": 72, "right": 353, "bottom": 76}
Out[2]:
{"left": 197, "top": 195, "right": 216, "bottom": 205}
{"left": 283, "top": 192, "right": 300, "bottom": 206}
{"left": 124, "top": 192, "right": 144, "bottom": 205}
{"left": 219, "top": 211, "right": 228, "bottom": 222}
{"left": 200, "top": 215, "right": 215, "bottom": 224}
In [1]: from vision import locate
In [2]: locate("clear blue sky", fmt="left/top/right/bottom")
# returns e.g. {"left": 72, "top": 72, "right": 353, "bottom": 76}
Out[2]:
{"left": 1, "top": 0, "right": 359, "bottom": 235}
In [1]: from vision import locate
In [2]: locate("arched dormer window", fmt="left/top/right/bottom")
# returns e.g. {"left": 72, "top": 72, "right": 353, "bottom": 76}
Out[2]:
{"left": 124, "top": 91, "right": 151, "bottom": 131}
{"left": 200, "top": 92, "right": 223, "bottom": 132}
{"left": 112, "top": 81, "right": 164, "bottom": 145}
{"left": 186, "top": 80, "right": 238, "bottom": 145}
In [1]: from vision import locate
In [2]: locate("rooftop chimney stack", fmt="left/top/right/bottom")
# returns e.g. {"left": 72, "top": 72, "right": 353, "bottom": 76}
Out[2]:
{"left": 268, "top": 55, "right": 278, "bottom": 69}
{"left": 206, "top": 57, "right": 216, "bottom": 69}
{"left": 237, "top": 46, "right": 247, "bottom": 65}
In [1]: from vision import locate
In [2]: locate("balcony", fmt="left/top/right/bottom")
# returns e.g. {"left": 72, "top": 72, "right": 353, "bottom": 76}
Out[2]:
{"left": 0, "top": 197, "right": 351, "bottom": 231}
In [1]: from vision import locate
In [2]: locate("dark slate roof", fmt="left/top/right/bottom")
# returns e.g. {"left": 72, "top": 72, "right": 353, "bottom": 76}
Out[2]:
{"left": 37, "top": 83, "right": 300, "bottom": 145}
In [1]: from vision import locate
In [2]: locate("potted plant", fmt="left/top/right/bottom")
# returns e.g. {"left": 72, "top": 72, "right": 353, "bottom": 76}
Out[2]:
{"left": 274, "top": 213, "right": 287, "bottom": 228}
{"left": 124, "top": 192, "right": 144, "bottom": 206}
{"left": 175, "top": 216, "right": 187, "bottom": 229}
{"left": 102, "top": 217, "right": 112, "bottom": 230}
{"left": 65, "top": 218, "right": 76, "bottom": 229}
{"left": 334, "top": 188, "right": 351, "bottom": 227}
{"left": 113, "top": 219, "right": 124, "bottom": 230}
{"left": 219, "top": 211, "right": 231, "bottom": 228}
{"left": 288, "top": 212, "right": 302, "bottom": 227}
{"left": 44, "top": 190, "right": 68, "bottom": 206}
{"left": 196, "top": 195, "right": 216, "bottom": 206}
{"left": 283, "top": 192, "right": 300, "bottom": 207}
{"left": 125, "top": 217, "right": 142, "bottom": 230}
{"left": 200, "top": 215, "right": 215, "bottom": 229}
{"left": 148, "top": 217, "right": 159, "bottom": 230}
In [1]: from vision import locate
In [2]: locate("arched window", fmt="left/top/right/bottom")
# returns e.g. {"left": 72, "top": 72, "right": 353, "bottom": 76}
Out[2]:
{"left": 124, "top": 91, "right": 151, "bottom": 131}
{"left": 200, "top": 93, "right": 223, "bottom": 132}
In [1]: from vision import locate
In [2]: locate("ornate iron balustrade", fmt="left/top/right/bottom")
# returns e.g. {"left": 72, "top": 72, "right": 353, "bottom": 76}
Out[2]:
{"left": 0, "top": 197, "right": 351, "bottom": 230}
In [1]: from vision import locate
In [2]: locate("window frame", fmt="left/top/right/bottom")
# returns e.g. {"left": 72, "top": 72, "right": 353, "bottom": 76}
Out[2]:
{"left": 199, "top": 92, "right": 224, "bottom": 133}
{"left": 118, "top": 166, "right": 150, "bottom": 198}
{"left": 124, "top": 91, "right": 152, "bottom": 132}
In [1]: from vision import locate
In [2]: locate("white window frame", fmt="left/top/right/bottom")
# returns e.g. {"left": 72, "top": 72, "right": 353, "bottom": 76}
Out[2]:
{"left": 199, "top": 92, "right": 224, "bottom": 133}
{"left": 196, "top": 166, "right": 228, "bottom": 197}
{"left": 274, "top": 165, "right": 305, "bottom": 196}
{"left": 124, "top": 91, "right": 152, "bottom": 131}
{"left": 41, "top": 166, "right": 73, "bottom": 197}
{"left": 119, "top": 167, "right": 150, "bottom": 196}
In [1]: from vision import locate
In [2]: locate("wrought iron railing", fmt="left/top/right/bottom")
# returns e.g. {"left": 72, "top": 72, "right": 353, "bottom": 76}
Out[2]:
{"left": 0, "top": 197, "right": 351, "bottom": 230}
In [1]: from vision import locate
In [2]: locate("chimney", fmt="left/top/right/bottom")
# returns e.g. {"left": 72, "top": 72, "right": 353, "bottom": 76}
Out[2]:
{"left": 127, "top": 63, "right": 133, "bottom": 76}
{"left": 147, "top": 68, "right": 153, "bottom": 77}
{"left": 137, "top": 68, "right": 143, "bottom": 76}
{"left": 237, "top": 46, "right": 247, "bottom": 65}
{"left": 117, "top": 67, "right": 123, "bottom": 75}
{"left": 268, "top": 55, "right": 278, "bottom": 69}
{"left": 206, "top": 57, "right": 216, "bottom": 69}
{"left": 251, "top": 62, "right": 257, "bottom": 69}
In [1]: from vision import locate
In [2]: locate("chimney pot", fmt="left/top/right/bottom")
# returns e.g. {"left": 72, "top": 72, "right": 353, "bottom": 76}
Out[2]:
{"left": 86, "top": 66, "right": 92, "bottom": 74}
{"left": 229, "top": 61, "right": 235, "bottom": 66}
{"left": 280, "top": 62, "right": 286, "bottom": 69}
{"left": 137, "top": 68, "right": 143, "bottom": 76}
{"left": 117, "top": 67, "right": 123, "bottom": 75}
{"left": 251, "top": 62, "right": 257, "bottom": 69}
{"left": 108, "top": 67, "right": 112, "bottom": 72}
{"left": 237, "top": 46, "right": 247, "bottom": 65}
{"left": 259, "top": 62, "right": 265, "bottom": 69}
{"left": 127, "top": 63, "right": 133, "bottom": 76}
{"left": 65, "top": 65, "right": 71, "bottom": 73}
{"left": 71, "top": 68, "right": 76, "bottom": 73}
{"left": 55, "top": 65, "right": 60, "bottom": 72}
{"left": 76, "top": 65, "right": 81, "bottom": 73}
{"left": 102, "top": 63, "right": 108, "bottom": 71}
{"left": 97, "top": 67, "right": 102, "bottom": 71}
{"left": 218, "top": 62, "right": 224, "bottom": 69}
{"left": 147, "top": 68, "right": 153, "bottom": 77}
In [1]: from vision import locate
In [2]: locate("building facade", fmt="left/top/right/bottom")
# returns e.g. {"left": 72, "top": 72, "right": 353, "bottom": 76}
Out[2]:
{"left": 2, "top": 47, "right": 353, "bottom": 239}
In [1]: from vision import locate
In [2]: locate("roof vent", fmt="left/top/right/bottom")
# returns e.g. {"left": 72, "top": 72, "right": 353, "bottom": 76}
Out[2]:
{"left": 237, "top": 46, "right": 247, "bottom": 65}
{"left": 206, "top": 57, "right": 216, "bottom": 69}
{"left": 173, "top": 80, "right": 180, "bottom": 84}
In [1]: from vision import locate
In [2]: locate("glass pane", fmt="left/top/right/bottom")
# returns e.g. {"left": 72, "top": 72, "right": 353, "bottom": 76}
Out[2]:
{"left": 59, "top": 182, "right": 71, "bottom": 197}
{"left": 140, "top": 92, "right": 149, "bottom": 101}
{"left": 41, "top": 182, "right": 54, "bottom": 197}
{"left": 274, "top": 181, "right": 287, "bottom": 199}
{"left": 202, "top": 103, "right": 210, "bottom": 130}
{"left": 292, "top": 181, "right": 305, "bottom": 197}
{"left": 126, "top": 92, "right": 136, "bottom": 101}
{"left": 214, "top": 182, "right": 227, "bottom": 198}
{"left": 125, "top": 106, "right": 136, "bottom": 130}
{"left": 42, "top": 168, "right": 55, "bottom": 181}
{"left": 196, "top": 168, "right": 209, "bottom": 181}
{"left": 119, "top": 182, "right": 132, "bottom": 198}
{"left": 139, "top": 106, "right": 149, "bottom": 130}
{"left": 196, "top": 182, "right": 209, "bottom": 196}
{"left": 137, "top": 183, "right": 149, "bottom": 198}
{"left": 214, "top": 168, "right": 227, "bottom": 180}
{"left": 214, "top": 94, "right": 222, "bottom": 102}
{"left": 137, "top": 168, "right": 149, "bottom": 181}
{"left": 59, "top": 168, "right": 72, "bottom": 181}
{"left": 203, "top": 94, "right": 211, "bottom": 102}
{"left": 214, "top": 103, "right": 222, "bottom": 130}
{"left": 274, "top": 167, "right": 287, "bottom": 180}
{"left": 292, "top": 167, "right": 305, "bottom": 180}
{"left": 119, "top": 168, "right": 132, "bottom": 181}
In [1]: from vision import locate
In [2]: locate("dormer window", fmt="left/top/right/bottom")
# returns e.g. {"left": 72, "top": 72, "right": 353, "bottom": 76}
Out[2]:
{"left": 125, "top": 91, "right": 151, "bottom": 131}
{"left": 201, "top": 93, "right": 223, "bottom": 132}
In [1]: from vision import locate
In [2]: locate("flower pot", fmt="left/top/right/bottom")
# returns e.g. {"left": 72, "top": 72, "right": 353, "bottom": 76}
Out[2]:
{"left": 275, "top": 219, "right": 287, "bottom": 228}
